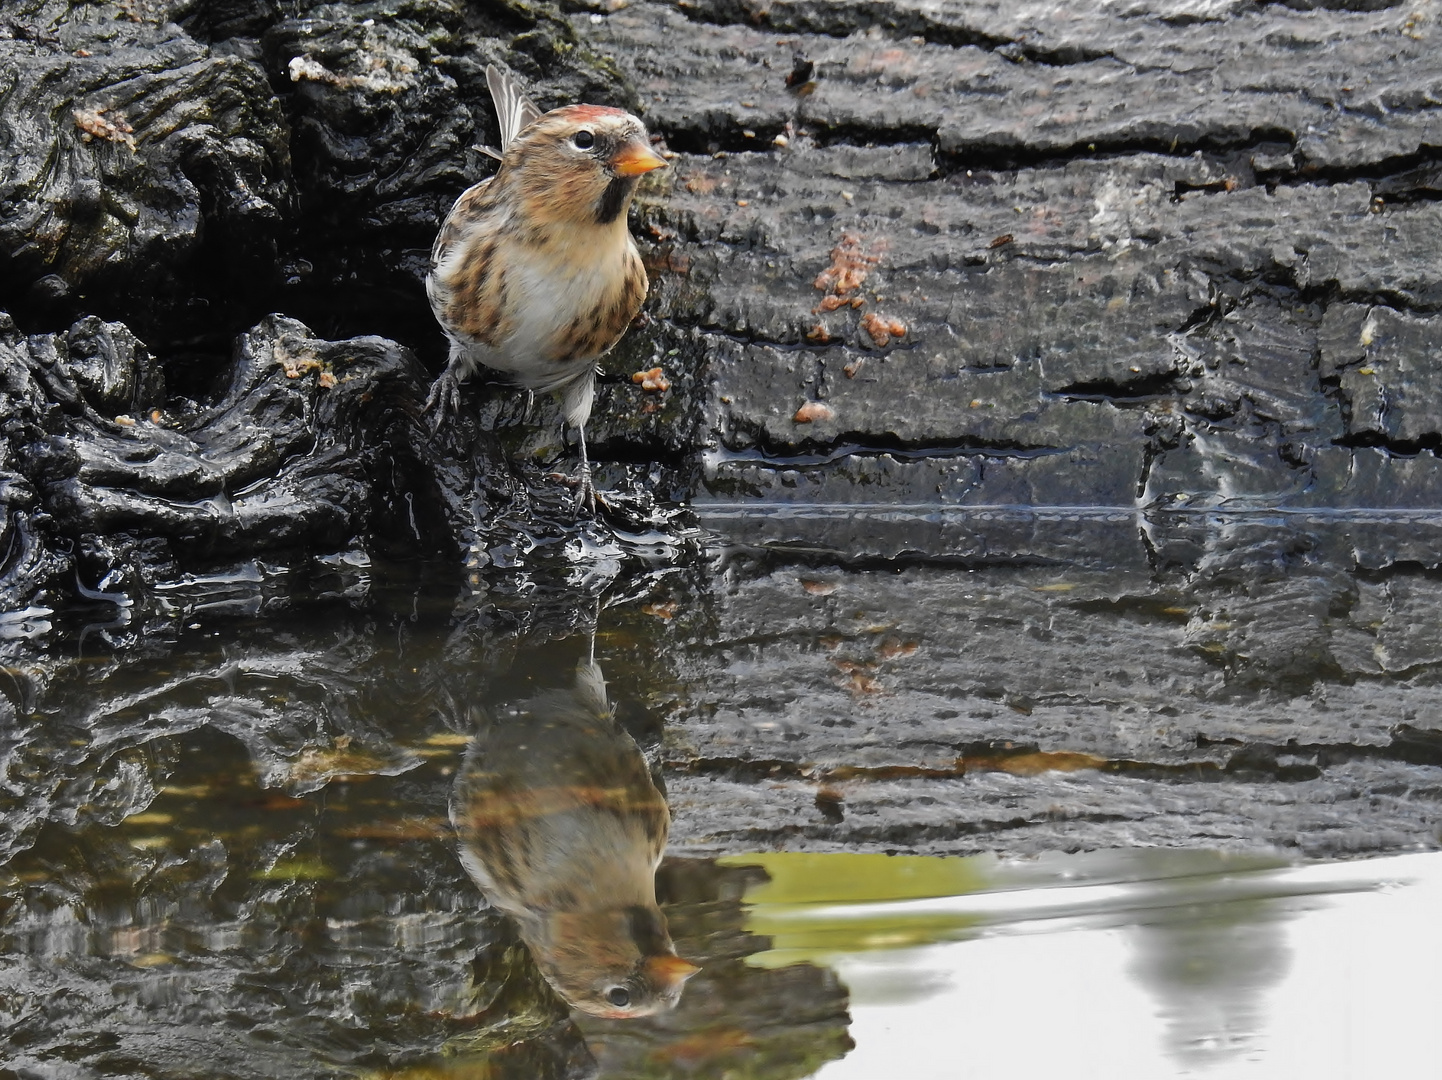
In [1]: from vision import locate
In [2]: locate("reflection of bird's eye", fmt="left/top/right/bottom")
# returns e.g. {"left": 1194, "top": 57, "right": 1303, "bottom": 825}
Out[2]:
{"left": 572, "top": 130, "right": 595, "bottom": 149}
{"left": 606, "top": 986, "right": 631, "bottom": 1007}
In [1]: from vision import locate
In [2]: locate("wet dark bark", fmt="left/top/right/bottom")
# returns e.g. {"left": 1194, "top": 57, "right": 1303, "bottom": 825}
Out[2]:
{"left": 6, "top": 0, "right": 1442, "bottom": 606}
{"left": 0, "top": 0, "right": 699, "bottom": 617}
{"left": 586, "top": 0, "right": 1442, "bottom": 520}
{"left": 1, "top": 0, "right": 1441, "bottom": 945}
{"left": 15, "top": 4, "right": 1442, "bottom": 1074}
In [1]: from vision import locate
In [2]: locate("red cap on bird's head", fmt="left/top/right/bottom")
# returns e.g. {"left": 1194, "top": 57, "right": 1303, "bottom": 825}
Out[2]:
{"left": 559, "top": 103, "right": 632, "bottom": 123}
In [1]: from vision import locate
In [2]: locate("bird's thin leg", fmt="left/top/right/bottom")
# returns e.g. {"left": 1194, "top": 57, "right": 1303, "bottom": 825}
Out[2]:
{"left": 574, "top": 421, "right": 595, "bottom": 513}
{"left": 423, "top": 341, "right": 467, "bottom": 431}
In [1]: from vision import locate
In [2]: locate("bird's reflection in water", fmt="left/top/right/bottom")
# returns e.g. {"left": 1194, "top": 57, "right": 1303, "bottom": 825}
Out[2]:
{"left": 451, "top": 647, "right": 698, "bottom": 1019}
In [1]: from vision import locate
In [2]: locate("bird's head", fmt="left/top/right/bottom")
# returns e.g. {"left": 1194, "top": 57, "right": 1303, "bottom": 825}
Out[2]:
{"left": 529, "top": 904, "right": 700, "bottom": 1018}
{"left": 558, "top": 948, "right": 702, "bottom": 1019}
{"left": 508, "top": 105, "right": 668, "bottom": 229}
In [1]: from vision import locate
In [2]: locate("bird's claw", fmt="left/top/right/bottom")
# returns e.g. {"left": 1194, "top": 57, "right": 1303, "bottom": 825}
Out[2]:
{"left": 540, "top": 469, "right": 600, "bottom": 511}
{"left": 575, "top": 467, "right": 596, "bottom": 514}
{"left": 423, "top": 372, "right": 462, "bottom": 432}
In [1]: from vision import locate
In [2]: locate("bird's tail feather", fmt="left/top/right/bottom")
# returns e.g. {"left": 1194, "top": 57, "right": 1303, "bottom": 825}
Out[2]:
{"left": 487, "top": 64, "right": 544, "bottom": 150}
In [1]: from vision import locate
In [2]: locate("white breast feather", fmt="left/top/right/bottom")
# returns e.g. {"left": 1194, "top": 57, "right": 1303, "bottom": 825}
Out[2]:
{"left": 440, "top": 226, "right": 631, "bottom": 391}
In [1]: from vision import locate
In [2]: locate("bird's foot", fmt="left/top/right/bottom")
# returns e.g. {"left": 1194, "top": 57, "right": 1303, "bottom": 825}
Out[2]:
{"left": 423, "top": 370, "right": 463, "bottom": 432}
{"left": 542, "top": 469, "right": 604, "bottom": 513}
{"left": 575, "top": 465, "right": 597, "bottom": 514}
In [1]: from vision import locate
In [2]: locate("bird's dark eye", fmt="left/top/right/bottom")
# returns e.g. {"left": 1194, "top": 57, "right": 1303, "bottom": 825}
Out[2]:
{"left": 606, "top": 986, "right": 630, "bottom": 1008}
{"left": 572, "top": 130, "right": 595, "bottom": 150}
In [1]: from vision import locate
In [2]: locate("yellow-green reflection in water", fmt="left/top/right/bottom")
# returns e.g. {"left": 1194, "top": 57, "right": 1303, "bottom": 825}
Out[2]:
{"left": 717, "top": 852, "right": 990, "bottom": 968}
{"left": 720, "top": 849, "right": 1300, "bottom": 974}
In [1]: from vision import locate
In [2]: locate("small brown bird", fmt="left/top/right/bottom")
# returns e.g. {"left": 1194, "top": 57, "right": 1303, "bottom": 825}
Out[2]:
{"left": 425, "top": 65, "right": 668, "bottom": 510}
{"left": 451, "top": 655, "right": 699, "bottom": 1017}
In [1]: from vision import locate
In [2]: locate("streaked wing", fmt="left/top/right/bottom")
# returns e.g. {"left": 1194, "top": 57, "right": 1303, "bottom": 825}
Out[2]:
{"left": 486, "top": 63, "right": 544, "bottom": 150}
{"left": 430, "top": 177, "right": 492, "bottom": 266}
{"left": 427, "top": 177, "right": 511, "bottom": 347}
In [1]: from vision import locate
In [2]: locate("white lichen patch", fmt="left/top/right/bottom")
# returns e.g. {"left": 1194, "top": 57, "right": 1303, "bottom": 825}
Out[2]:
{"left": 287, "top": 29, "right": 419, "bottom": 95}
{"left": 287, "top": 56, "right": 336, "bottom": 85}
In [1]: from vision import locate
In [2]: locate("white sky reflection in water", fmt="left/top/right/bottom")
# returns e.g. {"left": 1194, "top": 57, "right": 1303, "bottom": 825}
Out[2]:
{"left": 739, "top": 852, "right": 1442, "bottom": 1079}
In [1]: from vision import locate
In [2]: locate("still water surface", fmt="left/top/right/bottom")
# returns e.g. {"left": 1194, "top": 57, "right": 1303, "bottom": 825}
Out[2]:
{"left": 743, "top": 850, "right": 1442, "bottom": 1080}
{"left": 2, "top": 523, "right": 1440, "bottom": 1078}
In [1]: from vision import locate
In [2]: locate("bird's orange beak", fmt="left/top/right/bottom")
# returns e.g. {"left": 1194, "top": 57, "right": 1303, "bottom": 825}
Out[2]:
{"left": 648, "top": 957, "right": 703, "bottom": 992}
{"left": 645, "top": 953, "right": 701, "bottom": 984}
{"left": 611, "top": 140, "right": 669, "bottom": 177}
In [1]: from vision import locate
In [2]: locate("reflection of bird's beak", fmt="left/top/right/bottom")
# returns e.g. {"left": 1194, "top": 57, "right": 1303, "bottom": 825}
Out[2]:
{"left": 645, "top": 953, "right": 701, "bottom": 984}
{"left": 611, "top": 140, "right": 669, "bottom": 177}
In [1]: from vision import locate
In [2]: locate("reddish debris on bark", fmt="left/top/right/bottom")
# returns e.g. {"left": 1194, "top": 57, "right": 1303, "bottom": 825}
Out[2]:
{"left": 794, "top": 401, "right": 834, "bottom": 423}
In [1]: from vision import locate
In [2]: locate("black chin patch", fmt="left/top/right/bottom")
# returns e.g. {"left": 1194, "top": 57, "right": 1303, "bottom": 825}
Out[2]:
{"left": 596, "top": 176, "right": 634, "bottom": 225}
{"left": 625, "top": 905, "right": 670, "bottom": 955}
